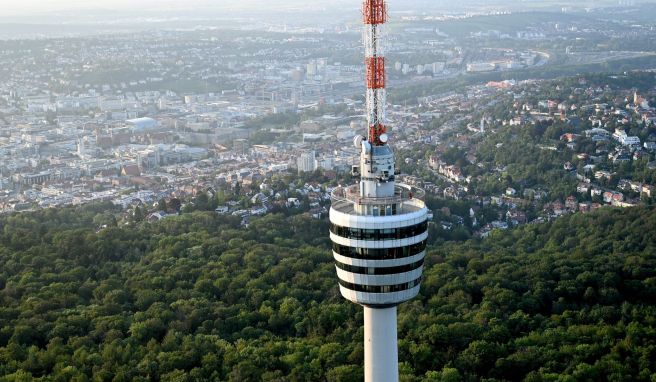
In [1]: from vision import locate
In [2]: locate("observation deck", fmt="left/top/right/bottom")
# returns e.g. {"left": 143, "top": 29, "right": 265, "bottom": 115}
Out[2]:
{"left": 330, "top": 183, "right": 426, "bottom": 216}
{"left": 329, "top": 182, "right": 429, "bottom": 307}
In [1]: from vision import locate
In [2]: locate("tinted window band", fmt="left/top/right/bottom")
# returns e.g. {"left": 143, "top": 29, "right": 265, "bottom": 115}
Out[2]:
{"left": 335, "top": 259, "right": 424, "bottom": 275}
{"left": 332, "top": 240, "right": 426, "bottom": 260}
{"left": 329, "top": 221, "right": 428, "bottom": 241}
{"left": 338, "top": 277, "right": 422, "bottom": 294}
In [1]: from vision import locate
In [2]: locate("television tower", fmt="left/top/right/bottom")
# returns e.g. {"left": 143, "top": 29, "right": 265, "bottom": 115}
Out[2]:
{"left": 329, "top": 1, "right": 429, "bottom": 381}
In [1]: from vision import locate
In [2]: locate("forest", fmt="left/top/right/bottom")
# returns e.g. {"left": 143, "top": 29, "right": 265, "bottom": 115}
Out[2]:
{"left": 0, "top": 203, "right": 655, "bottom": 381}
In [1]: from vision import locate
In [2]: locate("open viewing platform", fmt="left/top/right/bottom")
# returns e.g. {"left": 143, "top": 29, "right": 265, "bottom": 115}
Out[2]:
{"left": 330, "top": 184, "right": 426, "bottom": 216}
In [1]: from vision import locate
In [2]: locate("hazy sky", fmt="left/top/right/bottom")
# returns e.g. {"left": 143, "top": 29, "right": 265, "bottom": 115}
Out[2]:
{"left": 6, "top": 0, "right": 195, "bottom": 10}
{"left": 2, "top": 0, "right": 647, "bottom": 20}
{"left": 4, "top": 0, "right": 131, "bottom": 11}
{"left": 0, "top": 0, "right": 497, "bottom": 15}
{"left": 2, "top": 0, "right": 333, "bottom": 13}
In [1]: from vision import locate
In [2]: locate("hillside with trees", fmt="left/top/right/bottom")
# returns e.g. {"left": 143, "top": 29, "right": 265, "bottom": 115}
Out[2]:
{"left": 0, "top": 204, "right": 655, "bottom": 381}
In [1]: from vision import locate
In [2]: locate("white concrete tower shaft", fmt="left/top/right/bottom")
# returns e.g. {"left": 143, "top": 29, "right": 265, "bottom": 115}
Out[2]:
{"left": 365, "top": 306, "right": 398, "bottom": 382}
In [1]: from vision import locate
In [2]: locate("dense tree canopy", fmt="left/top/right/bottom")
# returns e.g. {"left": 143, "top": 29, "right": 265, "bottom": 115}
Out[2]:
{"left": 0, "top": 203, "right": 655, "bottom": 381}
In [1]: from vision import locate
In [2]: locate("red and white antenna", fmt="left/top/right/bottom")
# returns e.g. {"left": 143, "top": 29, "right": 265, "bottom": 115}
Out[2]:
{"left": 363, "top": 0, "right": 388, "bottom": 146}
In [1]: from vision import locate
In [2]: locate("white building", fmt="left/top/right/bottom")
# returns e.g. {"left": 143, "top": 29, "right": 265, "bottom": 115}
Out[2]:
{"left": 430, "top": 62, "right": 445, "bottom": 74}
{"left": 467, "top": 62, "right": 497, "bottom": 73}
{"left": 623, "top": 136, "right": 641, "bottom": 146}
{"left": 126, "top": 117, "right": 159, "bottom": 132}
{"left": 297, "top": 151, "right": 317, "bottom": 173}
{"left": 613, "top": 129, "right": 641, "bottom": 146}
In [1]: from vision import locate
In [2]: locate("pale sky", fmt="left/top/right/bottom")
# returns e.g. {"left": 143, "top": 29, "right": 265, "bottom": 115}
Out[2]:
{"left": 0, "top": 0, "right": 640, "bottom": 19}
{"left": 1, "top": 0, "right": 269, "bottom": 16}
{"left": 3, "top": 0, "right": 133, "bottom": 10}
{"left": 1, "top": 0, "right": 318, "bottom": 13}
